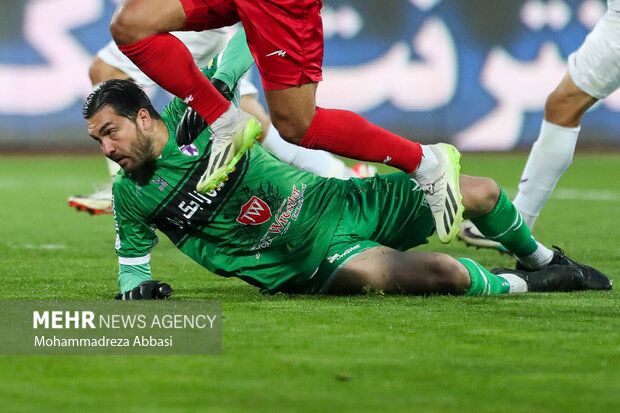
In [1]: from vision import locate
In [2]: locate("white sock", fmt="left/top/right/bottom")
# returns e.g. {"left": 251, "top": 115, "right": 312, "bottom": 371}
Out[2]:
{"left": 106, "top": 157, "right": 121, "bottom": 180}
{"left": 513, "top": 120, "right": 580, "bottom": 230}
{"left": 209, "top": 103, "right": 239, "bottom": 135}
{"left": 412, "top": 145, "right": 439, "bottom": 180}
{"left": 261, "top": 124, "right": 349, "bottom": 179}
{"left": 497, "top": 273, "right": 528, "bottom": 293}
{"left": 261, "top": 124, "right": 298, "bottom": 164}
{"left": 516, "top": 241, "right": 554, "bottom": 270}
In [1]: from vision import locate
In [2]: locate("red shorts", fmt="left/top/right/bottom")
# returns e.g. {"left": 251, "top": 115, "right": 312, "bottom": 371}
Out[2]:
{"left": 179, "top": 0, "right": 324, "bottom": 89}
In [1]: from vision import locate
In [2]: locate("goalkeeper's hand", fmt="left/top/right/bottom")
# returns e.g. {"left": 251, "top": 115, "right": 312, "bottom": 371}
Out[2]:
{"left": 175, "top": 106, "right": 207, "bottom": 147}
{"left": 114, "top": 280, "right": 173, "bottom": 300}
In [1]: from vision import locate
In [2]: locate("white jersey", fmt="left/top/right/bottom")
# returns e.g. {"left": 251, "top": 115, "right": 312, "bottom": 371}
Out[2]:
{"left": 568, "top": 0, "right": 620, "bottom": 99}
{"left": 98, "top": 30, "right": 227, "bottom": 88}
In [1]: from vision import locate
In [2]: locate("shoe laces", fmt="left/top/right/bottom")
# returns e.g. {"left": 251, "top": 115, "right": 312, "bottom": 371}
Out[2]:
{"left": 552, "top": 245, "right": 565, "bottom": 256}
{"left": 420, "top": 173, "right": 446, "bottom": 212}
{"left": 549, "top": 245, "right": 574, "bottom": 268}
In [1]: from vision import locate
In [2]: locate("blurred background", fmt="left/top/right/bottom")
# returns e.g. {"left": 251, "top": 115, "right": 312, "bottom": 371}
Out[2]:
{"left": 1, "top": 0, "right": 618, "bottom": 152}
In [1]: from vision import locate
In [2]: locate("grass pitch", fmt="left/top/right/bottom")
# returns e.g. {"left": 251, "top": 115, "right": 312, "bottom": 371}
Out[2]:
{"left": 0, "top": 152, "right": 619, "bottom": 412}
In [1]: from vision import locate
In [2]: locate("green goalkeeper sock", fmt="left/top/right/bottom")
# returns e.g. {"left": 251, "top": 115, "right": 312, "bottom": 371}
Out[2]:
{"left": 118, "top": 262, "right": 152, "bottom": 293}
{"left": 471, "top": 188, "right": 538, "bottom": 257}
{"left": 458, "top": 258, "right": 511, "bottom": 295}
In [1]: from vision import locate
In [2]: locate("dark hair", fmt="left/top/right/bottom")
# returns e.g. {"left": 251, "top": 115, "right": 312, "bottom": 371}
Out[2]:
{"left": 82, "top": 79, "right": 162, "bottom": 121}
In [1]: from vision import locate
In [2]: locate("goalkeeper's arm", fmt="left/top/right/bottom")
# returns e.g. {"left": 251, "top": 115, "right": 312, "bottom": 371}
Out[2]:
{"left": 210, "top": 29, "right": 254, "bottom": 98}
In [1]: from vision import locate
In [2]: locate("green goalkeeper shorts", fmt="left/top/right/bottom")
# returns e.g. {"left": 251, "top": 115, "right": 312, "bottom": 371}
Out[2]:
{"left": 282, "top": 172, "right": 436, "bottom": 294}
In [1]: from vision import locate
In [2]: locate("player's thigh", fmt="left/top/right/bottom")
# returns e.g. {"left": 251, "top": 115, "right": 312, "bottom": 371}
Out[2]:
{"left": 178, "top": 0, "right": 240, "bottom": 31}
{"left": 323, "top": 246, "right": 399, "bottom": 294}
{"left": 323, "top": 246, "right": 460, "bottom": 295}
{"left": 263, "top": 83, "right": 318, "bottom": 142}
{"left": 111, "top": 0, "right": 188, "bottom": 43}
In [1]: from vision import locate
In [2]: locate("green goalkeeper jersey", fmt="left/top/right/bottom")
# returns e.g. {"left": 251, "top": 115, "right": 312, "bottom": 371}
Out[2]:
{"left": 113, "top": 102, "right": 348, "bottom": 293}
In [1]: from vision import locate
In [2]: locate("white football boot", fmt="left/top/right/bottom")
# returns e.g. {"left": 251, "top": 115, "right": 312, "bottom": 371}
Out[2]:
{"left": 196, "top": 109, "right": 262, "bottom": 194}
{"left": 68, "top": 184, "right": 113, "bottom": 215}
{"left": 414, "top": 143, "right": 464, "bottom": 243}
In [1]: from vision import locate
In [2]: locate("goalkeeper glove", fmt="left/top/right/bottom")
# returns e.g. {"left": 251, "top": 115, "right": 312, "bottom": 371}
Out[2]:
{"left": 114, "top": 280, "right": 173, "bottom": 300}
{"left": 175, "top": 106, "right": 207, "bottom": 147}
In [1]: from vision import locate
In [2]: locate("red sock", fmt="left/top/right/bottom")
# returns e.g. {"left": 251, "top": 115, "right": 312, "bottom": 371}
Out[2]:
{"left": 300, "top": 108, "right": 422, "bottom": 173}
{"left": 118, "top": 34, "right": 230, "bottom": 124}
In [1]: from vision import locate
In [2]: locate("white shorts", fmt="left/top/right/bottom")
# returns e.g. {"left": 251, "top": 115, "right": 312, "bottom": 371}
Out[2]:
{"left": 568, "top": 5, "right": 620, "bottom": 99}
{"left": 238, "top": 73, "right": 259, "bottom": 97}
{"left": 97, "top": 30, "right": 227, "bottom": 88}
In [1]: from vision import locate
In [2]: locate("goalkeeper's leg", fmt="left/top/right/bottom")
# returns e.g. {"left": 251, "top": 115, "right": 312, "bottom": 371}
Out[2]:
{"left": 462, "top": 176, "right": 554, "bottom": 270}
{"left": 322, "top": 246, "right": 520, "bottom": 296}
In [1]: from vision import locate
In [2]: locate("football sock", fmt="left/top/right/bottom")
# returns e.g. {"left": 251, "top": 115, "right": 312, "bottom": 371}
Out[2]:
{"left": 261, "top": 124, "right": 349, "bottom": 179}
{"left": 411, "top": 145, "right": 439, "bottom": 179}
{"left": 458, "top": 258, "right": 511, "bottom": 295}
{"left": 118, "top": 262, "right": 151, "bottom": 294}
{"left": 515, "top": 241, "right": 554, "bottom": 270}
{"left": 513, "top": 120, "right": 580, "bottom": 230}
{"left": 118, "top": 34, "right": 230, "bottom": 125}
{"left": 472, "top": 188, "right": 539, "bottom": 257}
{"left": 300, "top": 107, "right": 422, "bottom": 173}
{"left": 472, "top": 188, "right": 554, "bottom": 269}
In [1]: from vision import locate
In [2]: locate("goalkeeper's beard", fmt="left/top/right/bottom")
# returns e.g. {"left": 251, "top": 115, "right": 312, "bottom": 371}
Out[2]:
{"left": 120, "top": 129, "right": 156, "bottom": 174}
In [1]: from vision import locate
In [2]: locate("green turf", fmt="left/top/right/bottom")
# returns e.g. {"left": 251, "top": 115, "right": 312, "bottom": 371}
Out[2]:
{"left": 1, "top": 153, "right": 619, "bottom": 412}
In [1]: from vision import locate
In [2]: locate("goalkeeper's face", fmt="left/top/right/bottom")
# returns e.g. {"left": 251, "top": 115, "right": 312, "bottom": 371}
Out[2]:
{"left": 87, "top": 105, "right": 156, "bottom": 173}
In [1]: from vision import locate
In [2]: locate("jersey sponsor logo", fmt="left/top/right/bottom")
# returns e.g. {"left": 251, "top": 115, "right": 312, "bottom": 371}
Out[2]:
{"left": 251, "top": 184, "right": 307, "bottom": 253}
{"left": 179, "top": 144, "right": 199, "bottom": 157}
{"left": 236, "top": 196, "right": 272, "bottom": 225}
{"left": 327, "top": 244, "right": 361, "bottom": 264}
{"left": 267, "top": 185, "right": 303, "bottom": 234}
{"left": 153, "top": 176, "right": 169, "bottom": 191}
{"left": 266, "top": 50, "right": 287, "bottom": 57}
{"left": 153, "top": 153, "right": 248, "bottom": 246}
{"left": 178, "top": 189, "right": 220, "bottom": 220}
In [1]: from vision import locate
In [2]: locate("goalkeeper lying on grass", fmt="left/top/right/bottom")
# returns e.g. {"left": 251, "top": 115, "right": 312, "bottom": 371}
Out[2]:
{"left": 82, "top": 56, "right": 612, "bottom": 300}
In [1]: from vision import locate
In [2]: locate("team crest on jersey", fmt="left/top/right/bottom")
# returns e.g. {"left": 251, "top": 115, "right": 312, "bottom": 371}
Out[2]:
{"left": 237, "top": 196, "right": 272, "bottom": 225}
{"left": 179, "top": 144, "right": 199, "bottom": 156}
